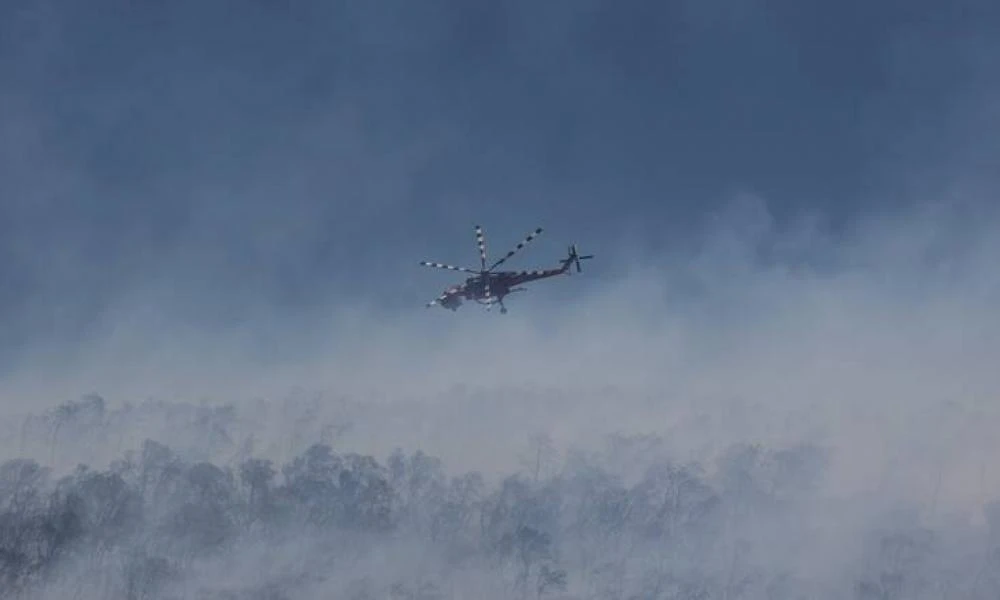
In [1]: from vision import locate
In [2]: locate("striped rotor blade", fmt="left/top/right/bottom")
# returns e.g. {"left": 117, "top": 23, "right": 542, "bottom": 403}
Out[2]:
{"left": 489, "top": 227, "right": 543, "bottom": 270}
{"left": 420, "top": 261, "right": 477, "bottom": 273}
{"left": 475, "top": 225, "right": 487, "bottom": 271}
{"left": 484, "top": 274, "right": 491, "bottom": 305}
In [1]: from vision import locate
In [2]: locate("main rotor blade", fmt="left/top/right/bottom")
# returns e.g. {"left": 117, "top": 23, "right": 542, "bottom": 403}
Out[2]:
{"left": 489, "top": 227, "right": 543, "bottom": 270}
{"left": 420, "top": 261, "right": 477, "bottom": 273}
{"left": 475, "top": 225, "right": 487, "bottom": 271}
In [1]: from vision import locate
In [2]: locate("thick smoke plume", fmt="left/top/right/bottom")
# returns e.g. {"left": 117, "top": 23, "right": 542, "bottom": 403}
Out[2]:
{"left": 2, "top": 197, "right": 1000, "bottom": 599}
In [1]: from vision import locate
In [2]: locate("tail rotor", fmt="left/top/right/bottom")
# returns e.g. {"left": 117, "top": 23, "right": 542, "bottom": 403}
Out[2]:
{"left": 567, "top": 244, "right": 593, "bottom": 273}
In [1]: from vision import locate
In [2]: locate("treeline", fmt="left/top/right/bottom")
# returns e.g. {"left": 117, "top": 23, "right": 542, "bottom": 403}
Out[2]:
{"left": 2, "top": 396, "right": 1000, "bottom": 599}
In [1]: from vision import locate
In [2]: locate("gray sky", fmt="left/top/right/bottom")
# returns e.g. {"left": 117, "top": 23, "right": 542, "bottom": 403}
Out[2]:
{"left": 1, "top": 0, "right": 998, "bottom": 373}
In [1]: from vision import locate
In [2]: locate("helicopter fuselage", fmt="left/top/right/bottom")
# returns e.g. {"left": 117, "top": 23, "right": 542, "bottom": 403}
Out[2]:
{"left": 461, "top": 268, "right": 565, "bottom": 301}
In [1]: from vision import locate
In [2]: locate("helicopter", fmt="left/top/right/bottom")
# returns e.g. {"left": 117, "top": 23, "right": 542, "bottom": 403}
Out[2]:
{"left": 420, "top": 224, "right": 593, "bottom": 314}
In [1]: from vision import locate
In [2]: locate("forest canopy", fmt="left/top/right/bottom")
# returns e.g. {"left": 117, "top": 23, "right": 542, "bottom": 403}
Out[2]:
{"left": 2, "top": 394, "right": 999, "bottom": 599}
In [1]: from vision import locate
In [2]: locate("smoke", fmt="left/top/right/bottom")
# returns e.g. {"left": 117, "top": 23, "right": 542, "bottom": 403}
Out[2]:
{"left": 4, "top": 193, "right": 998, "bottom": 506}
{"left": 2, "top": 1, "right": 1000, "bottom": 597}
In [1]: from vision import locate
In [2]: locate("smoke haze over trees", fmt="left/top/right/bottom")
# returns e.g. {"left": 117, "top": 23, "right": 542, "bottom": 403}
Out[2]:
{"left": 3, "top": 0, "right": 1000, "bottom": 598}
{"left": 3, "top": 394, "right": 1000, "bottom": 599}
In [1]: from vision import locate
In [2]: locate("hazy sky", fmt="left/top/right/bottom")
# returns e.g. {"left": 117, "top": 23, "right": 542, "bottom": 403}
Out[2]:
{"left": 1, "top": 0, "right": 998, "bottom": 380}
{"left": 4, "top": 2, "right": 1000, "bottom": 535}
